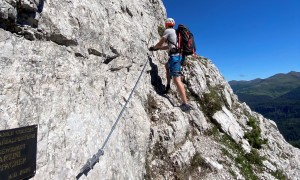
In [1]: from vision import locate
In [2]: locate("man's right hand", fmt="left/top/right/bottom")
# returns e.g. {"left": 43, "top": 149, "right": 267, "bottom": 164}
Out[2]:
{"left": 149, "top": 46, "right": 158, "bottom": 51}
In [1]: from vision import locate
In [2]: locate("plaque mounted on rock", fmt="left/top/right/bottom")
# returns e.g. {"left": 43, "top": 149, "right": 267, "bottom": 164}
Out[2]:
{"left": 0, "top": 125, "right": 38, "bottom": 180}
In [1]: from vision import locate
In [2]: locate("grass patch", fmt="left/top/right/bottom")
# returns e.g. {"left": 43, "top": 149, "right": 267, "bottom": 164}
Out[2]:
{"left": 157, "top": 25, "right": 165, "bottom": 37}
{"left": 244, "top": 117, "right": 268, "bottom": 149}
{"left": 245, "top": 149, "right": 264, "bottom": 167}
{"left": 215, "top": 130, "right": 261, "bottom": 180}
{"left": 204, "top": 126, "right": 219, "bottom": 137}
{"left": 235, "top": 154, "right": 258, "bottom": 180}
{"left": 271, "top": 169, "right": 286, "bottom": 180}
{"left": 175, "top": 152, "right": 211, "bottom": 179}
{"left": 229, "top": 169, "right": 238, "bottom": 179}
{"left": 199, "top": 86, "right": 223, "bottom": 117}
{"left": 221, "top": 148, "right": 233, "bottom": 159}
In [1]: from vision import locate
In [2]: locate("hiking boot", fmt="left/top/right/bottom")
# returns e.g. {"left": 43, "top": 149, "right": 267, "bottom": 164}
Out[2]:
{"left": 180, "top": 103, "right": 194, "bottom": 112}
{"left": 163, "top": 84, "right": 171, "bottom": 94}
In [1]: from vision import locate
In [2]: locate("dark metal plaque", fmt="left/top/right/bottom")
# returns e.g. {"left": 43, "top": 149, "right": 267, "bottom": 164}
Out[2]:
{"left": 0, "top": 125, "right": 37, "bottom": 180}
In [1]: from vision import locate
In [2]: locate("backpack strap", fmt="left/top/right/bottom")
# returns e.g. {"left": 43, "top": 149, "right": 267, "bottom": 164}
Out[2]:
{"left": 166, "top": 28, "right": 183, "bottom": 56}
{"left": 166, "top": 28, "right": 178, "bottom": 48}
{"left": 167, "top": 38, "right": 177, "bottom": 48}
{"left": 178, "top": 33, "right": 182, "bottom": 54}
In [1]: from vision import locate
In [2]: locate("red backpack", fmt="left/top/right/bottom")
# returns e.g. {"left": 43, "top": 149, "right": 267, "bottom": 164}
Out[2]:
{"left": 176, "top": 24, "right": 196, "bottom": 56}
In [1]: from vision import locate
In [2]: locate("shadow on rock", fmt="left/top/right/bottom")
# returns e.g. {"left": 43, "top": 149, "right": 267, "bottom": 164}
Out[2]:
{"left": 148, "top": 55, "right": 165, "bottom": 95}
{"left": 148, "top": 55, "right": 178, "bottom": 107}
{"left": 16, "top": 0, "right": 45, "bottom": 28}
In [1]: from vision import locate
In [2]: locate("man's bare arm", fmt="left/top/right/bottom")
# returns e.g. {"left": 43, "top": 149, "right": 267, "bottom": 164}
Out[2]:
{"left": 154, "top": 37, "right": 167, "bottom": 50}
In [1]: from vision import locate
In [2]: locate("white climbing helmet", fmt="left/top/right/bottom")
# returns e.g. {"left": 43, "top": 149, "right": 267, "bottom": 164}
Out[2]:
{"left": 165, "top": 18, "right": 175, "bottom": 28}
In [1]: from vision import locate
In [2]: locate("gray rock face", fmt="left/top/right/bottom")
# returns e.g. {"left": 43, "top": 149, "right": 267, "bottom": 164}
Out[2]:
{"left": 213, "top": 106, "right": 251, "bottom": 153}
{"left": 1, "top": 0, "right": 300, "bottom": 180}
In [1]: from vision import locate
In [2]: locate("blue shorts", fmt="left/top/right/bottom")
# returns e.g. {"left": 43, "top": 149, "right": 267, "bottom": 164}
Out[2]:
{"left": 168, "top": 55, "right": 182, "bottom": 77}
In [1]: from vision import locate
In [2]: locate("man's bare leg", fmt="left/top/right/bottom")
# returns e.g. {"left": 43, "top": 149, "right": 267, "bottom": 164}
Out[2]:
{"left": 173, "top": 76, "right": 188, "bottom": 104}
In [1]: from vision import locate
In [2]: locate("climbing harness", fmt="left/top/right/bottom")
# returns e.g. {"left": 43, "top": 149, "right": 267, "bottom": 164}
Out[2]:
{"left": 76, "top": 34, "right": 154, "bottom": 179}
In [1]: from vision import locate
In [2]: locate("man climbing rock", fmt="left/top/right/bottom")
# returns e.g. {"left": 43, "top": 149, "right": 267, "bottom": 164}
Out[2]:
{"left": 149, "top": 18, "right": 193, "bottom": 112}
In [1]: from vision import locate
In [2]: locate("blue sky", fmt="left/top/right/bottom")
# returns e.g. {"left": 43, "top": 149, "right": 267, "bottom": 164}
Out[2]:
{"left": 162, "top": 0, "right": 300, "bottom": 81}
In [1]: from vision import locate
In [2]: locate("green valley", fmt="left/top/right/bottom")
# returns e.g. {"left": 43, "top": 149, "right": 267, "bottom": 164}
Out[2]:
{"left": 229, "top": 71, "right": 300, "bottom": 148}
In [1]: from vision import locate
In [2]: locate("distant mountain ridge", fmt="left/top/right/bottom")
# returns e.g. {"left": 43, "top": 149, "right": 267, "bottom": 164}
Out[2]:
{"left": 229, "top": 71, "right": 300, "bottom": 148}
{"left": 230, "top": 71, "right": 300, "bottom": 99}
{"left": 278, "top": 86, "right": 300, "bottom": 100}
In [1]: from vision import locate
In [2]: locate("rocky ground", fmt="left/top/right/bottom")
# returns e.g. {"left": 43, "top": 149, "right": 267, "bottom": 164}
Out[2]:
{"left": 1, "top": 0, "right": 299, "bottom": 179}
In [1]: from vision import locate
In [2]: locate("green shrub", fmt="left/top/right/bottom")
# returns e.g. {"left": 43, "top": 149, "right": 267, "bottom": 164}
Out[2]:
{"left": 157, "top": 25, "right": 165, "bottom": 37}
{"left": 271, "top": 169, "right": 286, "bottom": 180}
{"left": 200, "top": 87, "right": 223, "bottom": 117}
{"left": 245, "top": 149, "right": 264, "bottom": 167}
{"left": 245, "top": 117, "right": 267, "bottom": 149}
{"left": 204, "top": 126, "right": 220, "bottom": 137}
{"left": 229, "top": 169, "right": 238, "bottom": 179}
{"left": 219, "top": 133, "right": 259, "bottom": 180}
{"left": 175, "top": 152, "right": 211, "bottom": 179}
{"left": 236, "top": 156, "right": 258, "bottom": 180}
{"left": 221, "top": 148, "right": 233, "bottom": 159}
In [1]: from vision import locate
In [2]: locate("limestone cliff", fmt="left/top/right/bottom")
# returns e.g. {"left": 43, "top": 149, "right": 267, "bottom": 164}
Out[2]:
{"left": 0, "top": 0, "right": 299, "bottom": 180}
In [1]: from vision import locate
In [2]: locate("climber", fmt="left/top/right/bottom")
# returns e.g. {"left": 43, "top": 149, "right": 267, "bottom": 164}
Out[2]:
{"left": 149, "top": 18, "right": 193, "bottom": 111}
